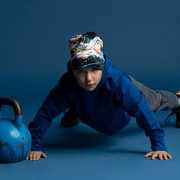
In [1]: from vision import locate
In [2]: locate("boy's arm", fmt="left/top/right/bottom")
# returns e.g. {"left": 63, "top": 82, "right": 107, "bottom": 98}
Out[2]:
{"left": 28, "top": 82, "right": 70, "bottom": 152}
{"left": 115, "top": 75, "right": 171, "bottom": 160}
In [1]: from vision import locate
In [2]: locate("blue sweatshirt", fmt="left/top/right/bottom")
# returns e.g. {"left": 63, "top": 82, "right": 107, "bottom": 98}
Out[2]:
{"left": 29, "top": 55, "right": 167, "bottom": 152}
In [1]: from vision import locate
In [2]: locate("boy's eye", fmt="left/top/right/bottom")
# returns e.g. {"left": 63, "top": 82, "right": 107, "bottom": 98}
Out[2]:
{"left": 77, "top": 69, "right": 83, "bottom": 73}
{"left": 92, "top": 69, "right": 97, "bottom": 72}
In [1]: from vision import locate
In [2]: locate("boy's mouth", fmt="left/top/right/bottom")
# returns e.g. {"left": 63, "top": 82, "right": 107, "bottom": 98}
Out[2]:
{"left": 86, "top": 84, "right": 95, "bottom": 86}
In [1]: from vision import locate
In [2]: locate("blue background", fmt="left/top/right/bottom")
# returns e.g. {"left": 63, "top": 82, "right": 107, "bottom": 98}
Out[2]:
{"left": 0, "top": 0, "right": 180, "bottom": 180}
{"left": 1, "top": 0, "right": 180, "bottom": 102}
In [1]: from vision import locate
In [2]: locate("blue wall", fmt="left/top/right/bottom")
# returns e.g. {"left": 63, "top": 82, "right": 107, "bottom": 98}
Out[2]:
{"left": 1, "top": 0, "right": 180, "bottom": 102}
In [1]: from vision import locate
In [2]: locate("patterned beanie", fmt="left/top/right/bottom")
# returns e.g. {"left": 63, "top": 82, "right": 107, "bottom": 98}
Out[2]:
{"left": 69, "top": 32, "right": 105, "bottom": 71}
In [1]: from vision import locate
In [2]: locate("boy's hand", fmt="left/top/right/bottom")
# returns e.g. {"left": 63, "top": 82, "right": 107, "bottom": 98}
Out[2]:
{"left": 144, "top": 151, "right": 172, "bottom": 160}
{"left": 26, "top": 151, "right": 47, "bottom": 161}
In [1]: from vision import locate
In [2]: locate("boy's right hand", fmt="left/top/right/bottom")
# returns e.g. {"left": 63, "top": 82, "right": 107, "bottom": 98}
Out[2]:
{"left": 26, "top": 151, "right": 47, "bottom": 161}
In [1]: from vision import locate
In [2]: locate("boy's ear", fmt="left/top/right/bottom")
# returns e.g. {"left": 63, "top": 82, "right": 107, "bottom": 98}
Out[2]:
{"left": 73, "top": 70, "right": 76, "bottom": 76}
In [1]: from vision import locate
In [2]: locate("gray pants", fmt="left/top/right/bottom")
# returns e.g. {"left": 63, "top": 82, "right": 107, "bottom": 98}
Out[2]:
{"left": 129, "top": 76, "right": 178, "bottom": 112}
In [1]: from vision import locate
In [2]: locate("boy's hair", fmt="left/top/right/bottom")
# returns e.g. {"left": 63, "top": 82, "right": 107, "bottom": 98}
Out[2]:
{"left": 69, "top": 32, "right": 105, "bottom": 71}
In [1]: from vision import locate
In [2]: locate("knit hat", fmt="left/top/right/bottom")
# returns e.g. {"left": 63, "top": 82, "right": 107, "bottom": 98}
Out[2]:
{"left": 69, "top": 32, "right": 105, "bottom": 71}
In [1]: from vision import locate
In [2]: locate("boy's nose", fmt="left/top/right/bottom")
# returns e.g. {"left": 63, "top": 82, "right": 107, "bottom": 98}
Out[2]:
{"left": 86, "top": 72, "right": 92, "bottom": 82}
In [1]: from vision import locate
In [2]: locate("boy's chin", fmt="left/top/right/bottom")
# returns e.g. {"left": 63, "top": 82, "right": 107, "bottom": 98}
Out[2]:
{"left": 84, "top": 85, "right": 97, "bottom": 91}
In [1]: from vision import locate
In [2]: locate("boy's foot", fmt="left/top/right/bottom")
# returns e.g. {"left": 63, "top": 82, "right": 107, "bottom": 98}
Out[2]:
{"left": 61, "top": 108, "right": 80, "bottom": 127}
{"left": 172, "top": 106, "right": 180, "bottom": 128}
{"left": 165, "top": 90, "right": 180, "bottom": 127}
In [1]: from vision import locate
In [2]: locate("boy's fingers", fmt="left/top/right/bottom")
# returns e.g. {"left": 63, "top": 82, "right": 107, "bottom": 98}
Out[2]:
{"left": 158, "top": 154, "right": 163, "bottom": 160}
{"left": 34, "top": 155, "right": 38, "bottom": 161}
{"left": 32, "top": 154, "right": 37, "bottom": 161}
{"left": 32, "top": 155, "right": 36, "bottom": 161}
{"left": 164, "top": 153, "right": 172, "bottom": 160}
{"left": 36, "top": 154, "right": 41, "bottom": 160}
{"left": 167, "top": 154, "right": 172, "bottom": 159}
{"left": 151, "top": 154, "right": 157, "bottom": 160}
{"left": 163, "top": 154, "right": 168, "bottom": 160}
{"left": 144, "top": 152, "right": 151, "bottom": 158}
{"left": 41, "top": 152, "right": 47, "bottom": 158}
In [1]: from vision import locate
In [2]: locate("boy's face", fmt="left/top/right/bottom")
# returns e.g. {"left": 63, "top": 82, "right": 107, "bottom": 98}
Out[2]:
{"left": 73, "top": 67, "right": 103, "bottom": 91}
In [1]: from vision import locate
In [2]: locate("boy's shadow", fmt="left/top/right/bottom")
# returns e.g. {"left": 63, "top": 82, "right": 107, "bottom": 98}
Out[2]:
{"left": 41, "top": 121, "right": 157, "bottom": 155}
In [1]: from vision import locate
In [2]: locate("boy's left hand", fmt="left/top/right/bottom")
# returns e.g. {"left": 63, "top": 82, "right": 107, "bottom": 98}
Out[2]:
{"left": 144, "top": 151, "right": 172, "bottom": 160}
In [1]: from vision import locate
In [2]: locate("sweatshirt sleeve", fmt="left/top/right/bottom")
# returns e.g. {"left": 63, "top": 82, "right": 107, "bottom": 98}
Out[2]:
{"left": 28, "top": 81, "right": 70, "bottom": 151}
{"left": 115, "top": 75, "right": 167, "bottom": 152}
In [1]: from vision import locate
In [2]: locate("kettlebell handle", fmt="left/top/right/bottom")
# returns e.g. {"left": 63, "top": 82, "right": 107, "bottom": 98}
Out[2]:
{"left": 0, "top": 97, "right": 22, "bottom": 116}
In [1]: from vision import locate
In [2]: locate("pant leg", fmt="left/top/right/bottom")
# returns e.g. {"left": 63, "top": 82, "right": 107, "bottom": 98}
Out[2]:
{"left": 128, "top": 75, "right": 179, "bottom": 112}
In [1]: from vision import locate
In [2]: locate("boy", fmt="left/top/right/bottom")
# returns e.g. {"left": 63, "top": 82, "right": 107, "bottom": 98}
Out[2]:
{"left": 26, "top": 32, "right": 180, "bottom": 161}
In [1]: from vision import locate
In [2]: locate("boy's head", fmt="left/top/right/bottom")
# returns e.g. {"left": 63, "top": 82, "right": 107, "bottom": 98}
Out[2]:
{"left": 69, "top": 32, "right": 105, "bottom": 71}
{"left": 69, "top": 32, "right": 104, "bottom": 91}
